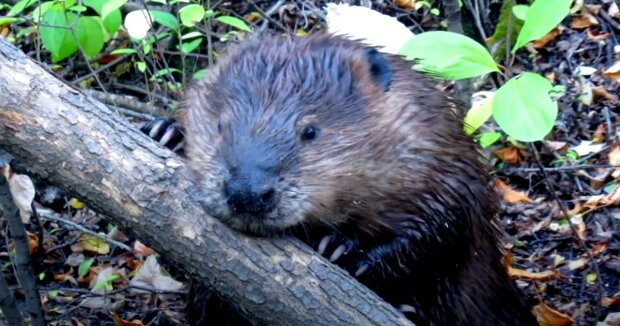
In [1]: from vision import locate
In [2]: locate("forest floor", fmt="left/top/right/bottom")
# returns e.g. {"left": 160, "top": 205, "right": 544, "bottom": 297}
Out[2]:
{"left": 0, "top": 1, "right": 619, "bottom": 325}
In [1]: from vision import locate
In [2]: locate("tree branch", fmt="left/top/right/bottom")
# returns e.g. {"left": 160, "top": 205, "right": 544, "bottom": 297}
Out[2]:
{"left": 0, "top": 37, "right": 412, "bottom": 326}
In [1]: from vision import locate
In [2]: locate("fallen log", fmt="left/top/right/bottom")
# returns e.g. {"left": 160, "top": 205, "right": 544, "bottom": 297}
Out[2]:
{"left": 0, "top": 37, "right": 412, "bottom": 325}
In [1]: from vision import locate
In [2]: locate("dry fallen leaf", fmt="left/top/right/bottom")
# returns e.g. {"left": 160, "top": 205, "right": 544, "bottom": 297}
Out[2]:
{"left": 609, "top": 2, "right": 620, "bottom": 18}
{"left": 77, "top": 233, "right": 110, "bottom": 255}
{"left": 602, "top": 296, "right": 620, "bottom": 307}
{"left": 108, "top": 226, "right": 129, "bottom": 242}
{"left": 533, "top": 303, "right": 574, "bottom": 326}
{"left": 508, "top": 267, "right": 558, "bottom": 281}
{"left": 545, "top": 140, "right": 568, "bottom": 151}
{"left": 7, "top": 172, "right": 35, "bottom": 224}
{"left": 79, "top": 267, "right": 116, "bottom": 309}
{"left": 130, "top": 255, "right": 185, "bottom": 294}
{"left": 27, "top": 231, "right": 39, "bottom": 255}
{"left": 53, "top": 267, "right": 78, "bottom": 286}
{"left": 133, "top": 240, "right": 155, "bottom": 257}
{"left": 586, "top": 28, "right": 611, "bottom": 41}
{"left": 494, "top": 179, "right": 533, "bottom": 204}
{"left": 603, "top": 61, "right": 620, "bottom": 82}
{"left": 494, "top": 146, "right": 526, "bottom": 164}
{"left": 395, "top": 0, "right": 416, "bottom": 9}
{"left": 592, "top": 86, "right": 618, "bottom": 103}
{"left": 592, "top": 123, "right": 607, "bottom": 142}
{"left": 111, "top": 312, "right": 145, "bottom": 326}
{"left": 590, "top": 242, "right": 607, "bottom": 256}
{"left": 570, "top": 13, "right": 599, "bottom": 29}
{"left": 568, "top": 257, "right": 588, "bottom": 270}
{"left": 570, "top": 141, "right": 605, "bottom": 157}
{"left": 532, "top": 28, "right": 561, "bottom": 48}
{"left": 609, "top": 145, "right": 620, "bottom": 179}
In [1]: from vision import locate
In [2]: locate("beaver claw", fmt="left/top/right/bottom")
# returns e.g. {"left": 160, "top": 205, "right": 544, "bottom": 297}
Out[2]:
{"left": 314, "top": 233, "right": 372, "bottom": 277}
{"left": 138, "top": 117, "right": 185, "bottom": 153}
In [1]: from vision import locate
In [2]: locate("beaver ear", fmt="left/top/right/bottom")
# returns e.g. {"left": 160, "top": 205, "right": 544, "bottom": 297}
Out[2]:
{"left": 363, "top": 47, "right": 392, "bottom": 92}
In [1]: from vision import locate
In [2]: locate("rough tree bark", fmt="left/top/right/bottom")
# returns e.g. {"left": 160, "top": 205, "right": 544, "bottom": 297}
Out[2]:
{"left": 0, "top": 38, "right": 412, "bottom": 325}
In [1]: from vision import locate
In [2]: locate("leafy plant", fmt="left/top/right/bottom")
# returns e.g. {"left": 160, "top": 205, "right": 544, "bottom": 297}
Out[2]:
{"left": 93, "top": 274, "right": 119, "bottom": 291}
{"left": 400, "top": 31, "right": 498, "bottom": 80}
{"left": 512, "top": 0, "right": 573, "bottom": 52}
{"left": 399, "top": 0, "right": 572, "bottom": 144}
{"left": 2, "top": 0, "right": 123, "bottom": 61}
{"left": 492, "top": 73, "right": 558, "bottom": 142}
{"left": 78, "top": 257, "right": 95, "bottom": 278}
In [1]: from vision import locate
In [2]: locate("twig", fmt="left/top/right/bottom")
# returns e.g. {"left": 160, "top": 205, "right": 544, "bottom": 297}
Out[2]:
{"left": 0, "top": 164, "right": 46, "bottom": 326}
{"left": 502, "top": 163, "right": 620, "bottom": 173}
{"left": 37, "top": 284, "right": 186, "bottom": 296}
{"left": 85, "top": 90, "right": 169, "bottom": 117}
{"left": 70, "top": 55, "right": 127, "bottom": 86}
{"left": 36, "top": 208, "right": 132, "bottom": 252}
{"left": 530, "top": 143, "right": 603, "bottom": 321}
{"left": 252, "top": 0, "right": 288, "bottom": 32}
{"left": 599, "top": 9, "right": 620, "bottom": 32}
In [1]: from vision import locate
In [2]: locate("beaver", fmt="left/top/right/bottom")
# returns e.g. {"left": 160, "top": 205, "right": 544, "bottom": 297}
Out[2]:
{"left": 141, "top": 33, "right": 537, "bottom": 326}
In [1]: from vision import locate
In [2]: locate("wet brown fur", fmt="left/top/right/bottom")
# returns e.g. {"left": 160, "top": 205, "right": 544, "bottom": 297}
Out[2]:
{"left": 176, "top": 33, "right": 537, "bottom": 325}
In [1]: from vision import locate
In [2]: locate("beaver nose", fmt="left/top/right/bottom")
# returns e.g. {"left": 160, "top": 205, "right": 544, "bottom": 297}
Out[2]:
{"left": 224, "top": 178, "right": 277, "bottom": 215}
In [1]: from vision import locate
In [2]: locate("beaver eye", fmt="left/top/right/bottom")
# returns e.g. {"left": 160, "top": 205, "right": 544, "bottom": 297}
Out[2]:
{"left": 300, "top": 125, "right": 318, "bottom": 142}
{"left": 217, "top": 121, "right": 222, "bottom": 134}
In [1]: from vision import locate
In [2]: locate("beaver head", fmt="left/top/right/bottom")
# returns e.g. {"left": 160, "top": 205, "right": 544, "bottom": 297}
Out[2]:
{"left": 179, "top": 33, "right": 479, "bottom": 236}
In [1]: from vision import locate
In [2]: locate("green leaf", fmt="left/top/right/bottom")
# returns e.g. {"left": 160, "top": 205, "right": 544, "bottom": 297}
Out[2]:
{"left": 40, "top": 8, "right": 79, "bottom": 62}
{"left": 192, "top": 68, "right": 207, "bottom": 80}
{"left": 106, "top": 274, "right": 120, "bottom": 282}
{"left": 399, "top": 31, "right": 498, "bottom": 80}
{"left": 101, "top": 9, "right": 121, "bottom": 37}
{"left": 82, "top": 0, "right": 103, "bottom": 12}
{"left": 478, "top": 132, "right": 502, "bottom": 148}
{"left": 151, "top": 10, "right": 178, "bottom": 30}
{"left": 82, "top": 0, "right": 122, "bottom": 37}
{"left": 31, "top": 1, "right": 55, "bottom": 23}
{"left": 7, "top": 0, "right": 37, "bottom": 16}
{"left": 76, "top": 16, "right": 105, "bottom": 58}
{"left": 204, "top": 9, "right": 216, "bottom": 18}
{"left": 0, "top": 17, "right": 24, "bottom": 25}
{"left": 69, "top": 5, "right": 87, "bottom": 12}
{"left": 151, "top": 67, "right": 181, "bottom": 80}
{"left": 61, "top": 0, "right": 77, "bottom": 9}
{"left": 48, "top": 290, "right": 59, "bottom": 297}
{"left": 181, "top": 31, "right": 202, "bottom": 39}
{"left": 136, "top": 61, "right": 147, "bottom": 72}
{"left": 78, "top": 258, "right": 94, "bottom": 278}
{"left": 142, "top": 40, "right": 151, "bottom": 54}
{"left": 586, "top": 273, "right": 597, "bottom": 285}
{"left": 110, "top": 48, "right": 137, "bottom": 55}
{"left": 464, "top": 92, "right": 494, "bottom": 135}
{"left": 512, "top": 0, "right": 572, "bottom": 52}
{"left": 38, "top": 272, "right": 45, "bottom": 280}
{"left": 180, "top": 37, "right": 202, "bottom": 53}
{"left": 216, "top": 15, "right": 251, "bottom": 32}
{"left": 101, "top": 0, "right": 126, "bottom": 20}
{"left": 179, "top": 4, "right": 205, "bottom": 27}
{"left": 492, "top": 72, "right": 558, "bottom": 142}
{"left": 512, "top": 5, "right": 529, "bottom": 21}
{"left": 92, "top": 280, "right": 106, "bottom": 291}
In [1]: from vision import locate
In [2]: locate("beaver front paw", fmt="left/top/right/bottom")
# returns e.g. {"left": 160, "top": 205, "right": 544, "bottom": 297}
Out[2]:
{"left": 314, "top": 233, "right": 373, "bottom": 277}
{"left": 138, "top": 117, "right": 185, "bottom": 153}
